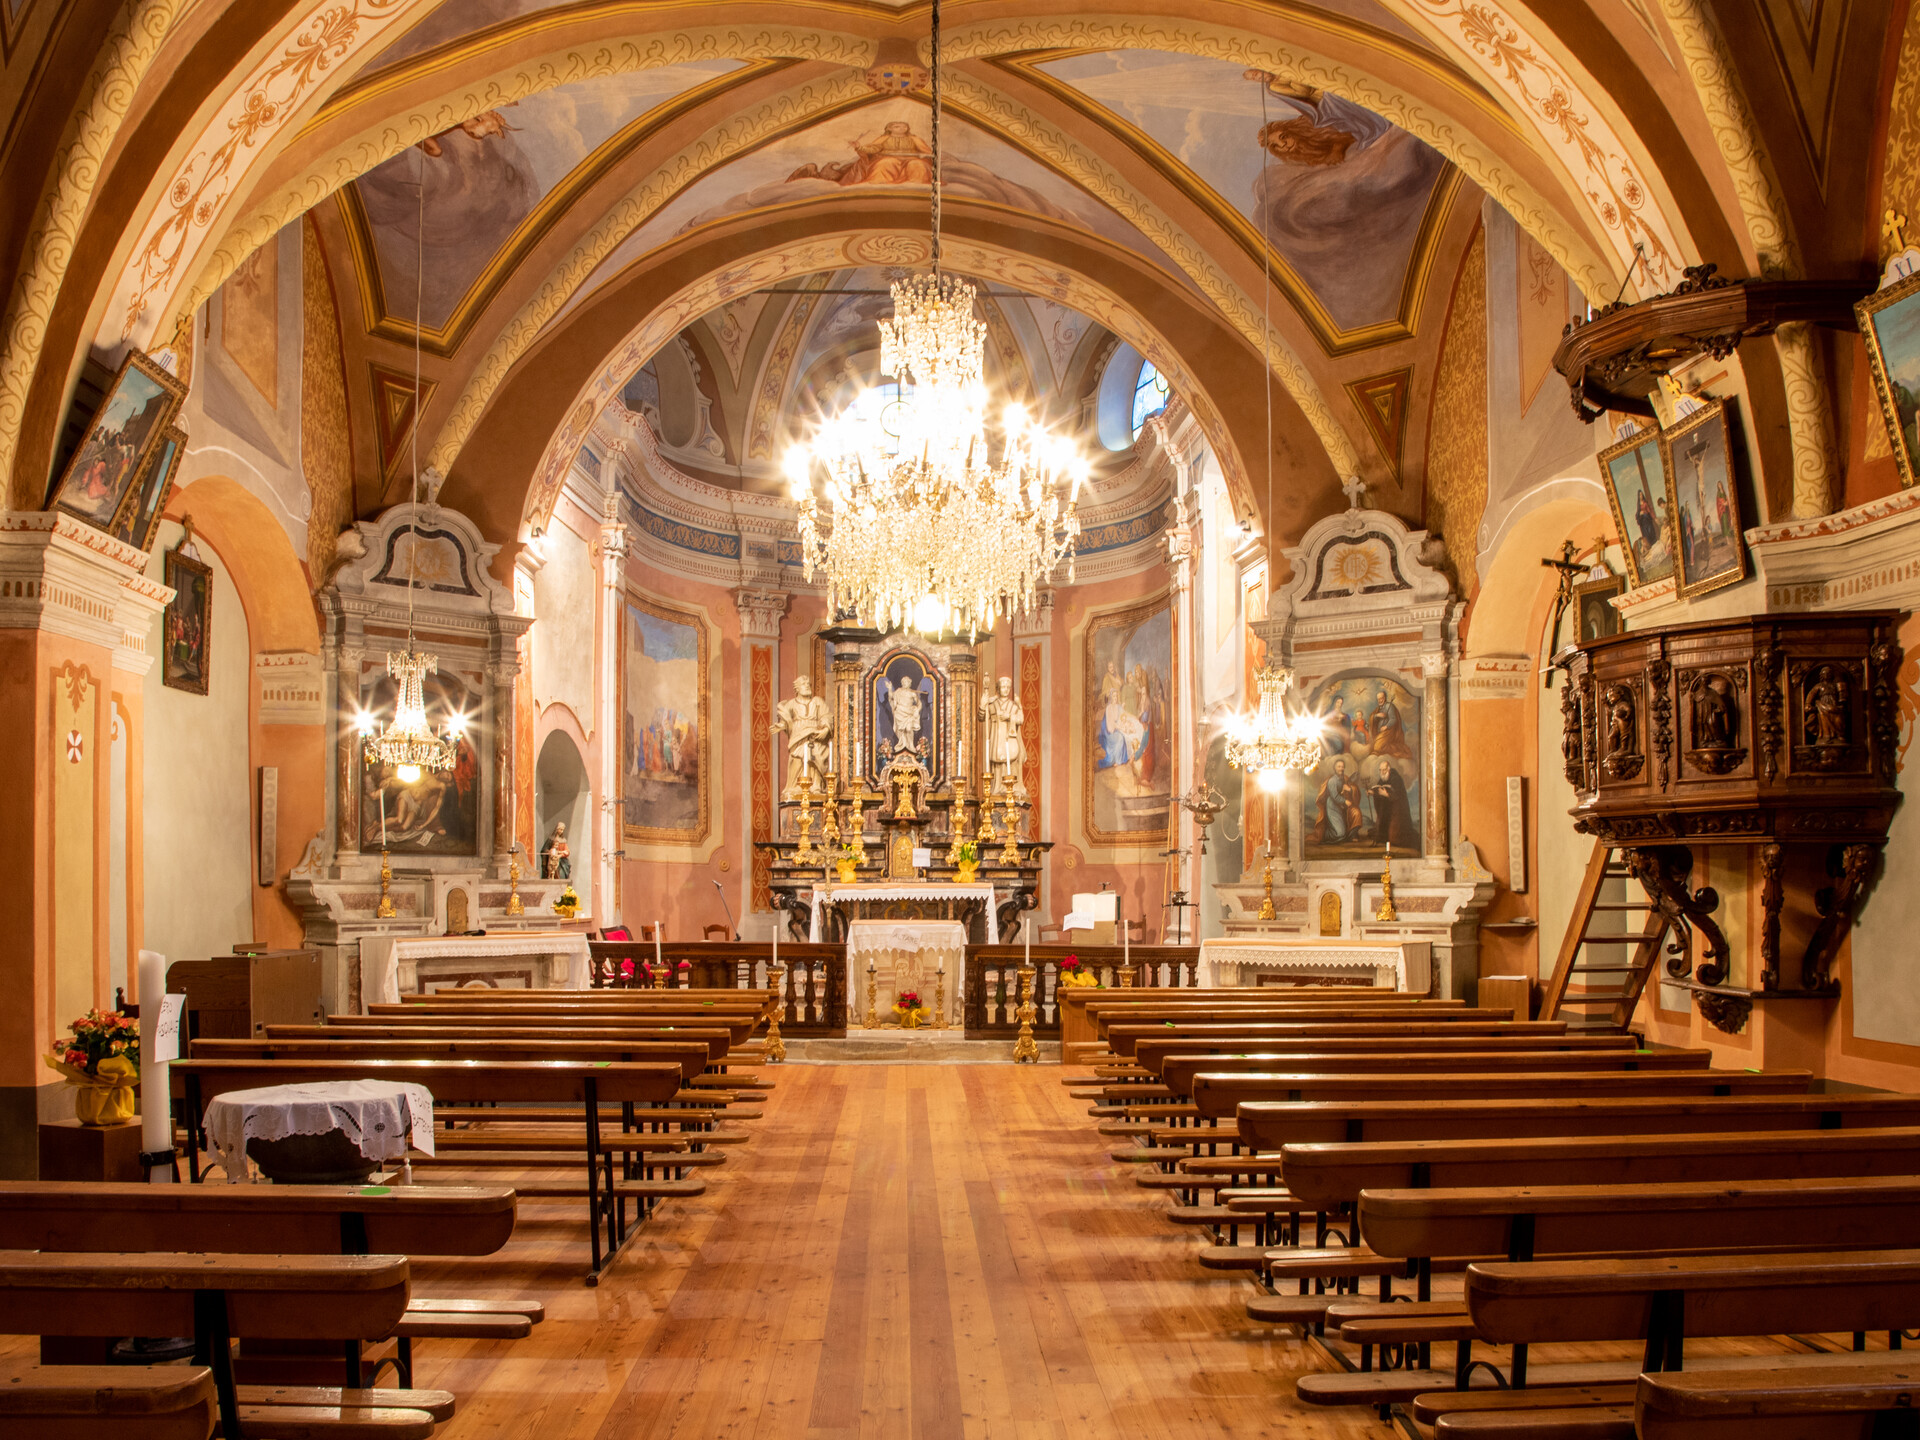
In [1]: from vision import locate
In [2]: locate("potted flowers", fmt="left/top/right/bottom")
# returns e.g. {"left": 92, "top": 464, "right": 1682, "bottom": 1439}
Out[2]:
{"left": 552, "top": 883, "right": 581, "bottom": 919}
{"left": 1058, "top": 953, "right": 1099, "bottom": 988}
{"left": 953, "top": 840, "right": 980, "bottom": 885}
{"left": 835, "top": 842, "right": 861, "bottom": 884}
{"left": 44, "top": 1009, "right": 141, "bottom": 1125}
{"left": 893, "top": 990, "right": 930, "bottom": 1028}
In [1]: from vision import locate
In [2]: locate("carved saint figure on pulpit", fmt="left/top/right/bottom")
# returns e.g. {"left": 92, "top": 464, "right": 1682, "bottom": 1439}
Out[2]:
{"left": 1804, "top": 665, "right": 1849, "bottom": 747}
{"left": 981, "top": 676, "right": 1025, "bottom": 787}
{"left": 883, "top": 674, "right": 925, "bottom": 757}
{"left": 542, "top": 821, "right": 571, "bottom": 880}
{"left": 772, "top": 674, "right": 834, "bottom": 788}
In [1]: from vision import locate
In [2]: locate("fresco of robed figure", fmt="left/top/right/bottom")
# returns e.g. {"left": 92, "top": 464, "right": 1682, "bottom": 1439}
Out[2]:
{"left": 1306, "top": 674, "right": 1421, "bottom": 858}
{"left": 1085, "top": 597, "right": 1174, "bottom": 844}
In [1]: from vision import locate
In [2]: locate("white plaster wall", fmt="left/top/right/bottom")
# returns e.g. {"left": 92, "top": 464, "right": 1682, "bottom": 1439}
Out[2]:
{"left": 1535, "top": 675, "right": 1588, "bottom": 975}
{"left": 532, "top": 522, "right": 596, "bottom": 730}
{"left": 1849, "top": 724, "right": 1920, "bottom": 1044}
{"left": 142, "top": 522, "right": 255, "bottom": 969}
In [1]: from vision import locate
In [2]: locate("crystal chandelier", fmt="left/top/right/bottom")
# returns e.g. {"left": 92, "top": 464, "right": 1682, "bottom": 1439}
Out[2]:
{"left": 358, "top": 150, "right": 463, "bottom": 785}
{"left": 1226, "top": 664, "right": 1323, "bottom": 790}
{"left": 782, "top": 0, "right": 1085, "bottom": 638}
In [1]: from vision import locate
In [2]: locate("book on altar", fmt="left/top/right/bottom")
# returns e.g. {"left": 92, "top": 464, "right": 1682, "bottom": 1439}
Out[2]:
{"left": 1070, "top": 892, "right": 1117, "bottom": 944}
{"left": 1061, "top": 913, "right": 1094, "bottom": 932}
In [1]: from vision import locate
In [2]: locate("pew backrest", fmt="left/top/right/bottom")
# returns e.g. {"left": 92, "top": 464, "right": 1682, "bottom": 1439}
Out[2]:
{"left": 1192, "top": 1068, "right": 1810, "bottom": 1119}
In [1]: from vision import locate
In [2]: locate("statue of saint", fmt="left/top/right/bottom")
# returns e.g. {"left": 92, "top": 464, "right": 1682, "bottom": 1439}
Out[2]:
{"left": 771, "top": 674, "right": 834, "bottom": 789}
{"left": 980, "top": 676, "right": 1025, "bottom": 787}
{"left": 883, "top": 675, "right": 924, "bottom": 758}
{"left": 542, "top": 821, "right": 571, "bottom": 881}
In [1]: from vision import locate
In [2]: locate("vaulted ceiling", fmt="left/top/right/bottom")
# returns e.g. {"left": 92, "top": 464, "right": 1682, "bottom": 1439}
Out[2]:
{"left": 0, "top": 0, "right": 1892, "bottom": 559}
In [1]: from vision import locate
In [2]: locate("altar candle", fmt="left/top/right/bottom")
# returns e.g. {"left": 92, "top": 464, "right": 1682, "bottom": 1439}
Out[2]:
{"left": 655, "top": 928, "right": 663, "bottom": 971}
{"left": 137, "top": 949, "right": 168, "bottom": 1170}
{"left": 379, "top": 791, "right": 388, "bottom": 848}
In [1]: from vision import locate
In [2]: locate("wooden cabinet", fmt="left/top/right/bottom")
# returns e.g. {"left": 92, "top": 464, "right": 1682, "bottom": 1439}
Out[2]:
{"left": 165, "top": 950, "right": 323, "bottom": 1039}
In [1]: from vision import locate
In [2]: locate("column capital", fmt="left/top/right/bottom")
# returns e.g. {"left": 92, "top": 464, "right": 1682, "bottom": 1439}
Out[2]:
{"left": 1421, "top": 651, "right": 1452, "bottom": 680}
{"left": 733, "top": 588, "right": 789, "bottom": 639}
{"left": 1009, "top": 588, "right": 1054, "bottom": 640}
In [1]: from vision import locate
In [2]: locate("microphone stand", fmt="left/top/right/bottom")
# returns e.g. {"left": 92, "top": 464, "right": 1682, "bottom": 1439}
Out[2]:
{"left": 712, "top": 879, "right": 739, "bottom": 941}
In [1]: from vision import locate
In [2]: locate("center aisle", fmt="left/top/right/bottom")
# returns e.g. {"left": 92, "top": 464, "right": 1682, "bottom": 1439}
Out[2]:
{"left": 416, "top": 1064, "right": 1357, "bottom": 1438}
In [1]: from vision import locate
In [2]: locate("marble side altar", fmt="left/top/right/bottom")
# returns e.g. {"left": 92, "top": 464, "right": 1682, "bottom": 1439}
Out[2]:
{"left": 360, "top": 931, "right": 592, "bottom": 1006}
{"left": 1198, "top": 937, "right": 1431, "bottom": 992}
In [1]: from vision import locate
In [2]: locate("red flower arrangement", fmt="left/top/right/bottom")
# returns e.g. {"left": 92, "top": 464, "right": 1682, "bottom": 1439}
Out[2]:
{"left": 895, "top": 990, "right": 922, "bottom": 1011}
{"left": 1060, "top": 953, "right": 1082, "bottom": 973}
{"left": 50, "top": 1009, "right": 141, "bottom": 1078}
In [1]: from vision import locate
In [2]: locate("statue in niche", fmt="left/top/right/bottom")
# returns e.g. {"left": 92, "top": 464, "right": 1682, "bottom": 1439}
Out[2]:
{"left": 981, "top": 676, "right": 1025, "bottom": 790}
{"left": 772, "top": 674, "right": 834, "bottom": 791}
{"left": 1690, "top": 673, "right": 1740, "bottom": 750}
{"left": 542, "top": 822, "right": 571, "bottom": 881}
{"left": 882, "top": 674, "right": 925, "bottom": 759}
{"left": 1601, "top": 682, "right": 1643, "bottom": 779}
{"left": 1804, "top": 665, "right": 1849, "bottom": 747}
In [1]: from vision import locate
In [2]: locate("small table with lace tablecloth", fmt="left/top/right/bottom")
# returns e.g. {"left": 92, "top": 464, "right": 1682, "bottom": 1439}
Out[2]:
{"left": 844, "top": 920, "right": 967, "bottom": 1026}
{"left": 203, "top": 1080, "right": 435, "bottom": 1184}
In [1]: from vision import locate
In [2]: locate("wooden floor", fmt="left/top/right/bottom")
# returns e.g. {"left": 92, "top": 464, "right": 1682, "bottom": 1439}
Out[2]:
{"left": 414, "top": 1063, "right": 1371, "bottom": 1438}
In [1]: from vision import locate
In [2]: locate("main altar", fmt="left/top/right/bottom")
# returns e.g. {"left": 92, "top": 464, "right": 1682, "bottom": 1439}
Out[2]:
{"left": 760, "top": 619, "right": 1048, "bottom": 972}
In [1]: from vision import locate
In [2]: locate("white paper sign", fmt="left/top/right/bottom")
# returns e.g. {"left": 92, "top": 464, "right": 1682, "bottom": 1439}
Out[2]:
{"left": 1062, "top": 913, "right": 1094, "bottom": 932}
{"left": 154, "top": 993, "right": 186, "bottom": 1063}
{"left": 912, "top": 847, "right": 931, "bottom": 869}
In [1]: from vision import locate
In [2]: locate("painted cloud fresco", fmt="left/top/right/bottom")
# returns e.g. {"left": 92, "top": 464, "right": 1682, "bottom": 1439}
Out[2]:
{"left": 363, "top": 0, "right": 578, "bottom": 69}
{"left": 1036, "top": 51, "right": 1449, "bottom": 335}
{"left": 352, "top": 60, "right": 741, "bottom": 331}
{"left": 553, "top": 100, "right": 1195, "bottom": 328}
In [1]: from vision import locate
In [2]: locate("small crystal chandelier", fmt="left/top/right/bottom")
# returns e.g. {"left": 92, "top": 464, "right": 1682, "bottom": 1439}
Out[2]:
{"left": 782, "top": 0, "right": 1085, "bottom": 638}
{"left": 358, "top": 152, "right": 463, "bottom": 785}
{"left": 1224, "top": 91, "right": 1322, "bottom": 793}
{"left": 1226, "top": 665, "right": 1323, "bottom": 790}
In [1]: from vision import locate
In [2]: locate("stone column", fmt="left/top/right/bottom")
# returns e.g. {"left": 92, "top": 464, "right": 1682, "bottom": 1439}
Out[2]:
{"left": 1422, "top": 651, "right": 1451, "bottom": 865}
{"left": 1164, "top": 493, "right": 1197, "bottom": 912}
{"left": 333, "top": 645, "right": 362, "bottom": 858}
{"left": 948, "top": 647, "right": 978, "bottom": 792}
{"left": 596, "top": 496, "right": 627, "bottom": 922}
{"left": 832, "top": 648, "right": 864, "bottom": 793}
{"left": 490, "top": 658, "right": 519, "bottom": 878}
{"left": 734, "top": 589, "right": 787, "bottom": 918}
{"left": 1775, "top": 321, "right": 1837, "bottom": 519}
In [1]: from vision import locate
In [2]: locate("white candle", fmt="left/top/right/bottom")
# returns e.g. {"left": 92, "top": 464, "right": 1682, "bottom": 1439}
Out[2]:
{"left": 379, "top": 790, "right": 388, "bottom": 848}
{"left": 1024, "top": 920, "right": 1030, "bottom": 968}
{"left": 137, "top": 949, "right": 168, "bottom": 1165}
{"left": 1123, "top": 906, "right": 1130, "bottom": 966}
{"left": 655, "top": 929, "right": 663, "bottom": 971}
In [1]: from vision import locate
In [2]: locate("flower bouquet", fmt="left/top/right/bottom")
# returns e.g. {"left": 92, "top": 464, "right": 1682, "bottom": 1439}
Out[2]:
{"left": 1058, "top": 952, "right": 1099, "bottom": 988}
{"left": 45, "top": 1009, "right": 141, "bottom": 1125}
{"left": 893, "top": 990, "right": 930, "bottom": 1028}
{"left": 835, "top": 842, "right": 861, "bottom": 883}
{"left": 953, "top": 841, "right": 980, "bottom": 884}
{"left": 552, "top": 883, "right": 581, "bottom": 919}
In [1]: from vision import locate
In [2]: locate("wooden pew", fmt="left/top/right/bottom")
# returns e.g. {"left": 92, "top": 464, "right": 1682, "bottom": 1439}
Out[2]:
{"left": 192, "top": 1036, "right": 716, "bottom": 1079}
{"left": 1130, "top": 1033, "right": 1641, "bottom": 1075}
{"left": 1, "top": 1180, "right": 520, "bottom": 1389}
{"left": 1154, "top": 1048, "right": 1710, "bottom": 1098}
{"left": 1636, "top": 1354, "right": 1920, "bottom": 1440}
{"left": 1237, "top": 1094, "right": 1920, "bottom": 1151}
{"left": 1413, "top": 1249, "right": 1920, "bottom": 1437}
{"left": 170, "top": 1058, "right": 683, "bottom": 1282}
{"left": 1192, "top": 1068, "right": 1809, "bottom": 1122}
{"left": 319, "top": 1012, "right": 757, "bottom": 1045}
{"left": 1, "top": 1251, "right": 431, "bottom": 1439}
{"left": 1105, "top": 1020, "right": 1574, "bottom": 1057}
{"left": 0, "top": 1361, "right": 217, "bottom": 1440}
{"left": 1293, "top": 1176, "right": 1920, "bottom": 1410}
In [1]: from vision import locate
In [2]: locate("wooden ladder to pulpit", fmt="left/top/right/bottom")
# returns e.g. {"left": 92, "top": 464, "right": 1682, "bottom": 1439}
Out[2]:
{"left": 1539, "top": 839, "right": 1672, "bottom": 1031}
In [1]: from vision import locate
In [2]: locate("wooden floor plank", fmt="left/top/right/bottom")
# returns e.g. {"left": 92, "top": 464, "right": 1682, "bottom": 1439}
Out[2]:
{"left": 366, "top": 1064, "right": 1397, "bottom": 1437}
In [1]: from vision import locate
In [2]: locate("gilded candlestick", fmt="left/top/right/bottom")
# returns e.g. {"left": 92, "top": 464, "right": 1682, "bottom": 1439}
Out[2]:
{"left": 864, "top": 963, "right": 879, "bottom": 1029}
{"left": 377, "top": 849, "right": 396, "bottom": 919}
{"left": 764, "top": 964, "right": 788, "bottom": 1063}
{"left": 506, "top": 847, "right": 525, "bottom": 916}
{"left": 933, "top": 967, "right": 946, "bottom": 1030}
{"left": 1258, "top": 850, "right": 1276, "bottom": 921}
{"left": 1012, "top": 965, "right": 1039, "bottom": 1063}
{"left": 998, "top": 790, "right": 1021, "bottom": 868}
{"left": 1375, "top": 845, "right": 1399, "bottom": 922}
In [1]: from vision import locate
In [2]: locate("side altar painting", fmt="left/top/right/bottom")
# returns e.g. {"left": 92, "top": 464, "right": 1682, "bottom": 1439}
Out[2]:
{"left": 358, "top": 664, "right": 482, "bottom": 854}
{"left": 1084, "top": 595, "right": 1175, "bottom": 846}
{"left": 1306, "top": 673, "right": 1421, "bottom": 858}
{"left": 623, "top": 596, "right": 709, "bottom": 843}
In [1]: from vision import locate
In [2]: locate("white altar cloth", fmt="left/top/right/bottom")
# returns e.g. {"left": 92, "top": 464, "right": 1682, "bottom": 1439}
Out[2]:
{"left": 1198, "top": 937, "right": 1431, "bottom": 993}
{"left": 361, "top": 931, "right": 592, "bottom": 1007}
{"left": 205, "top": 1080, "right": 434, "bottom": 1183}
{"left": 808, "top": 884, "right": 998, "bottom": 944}
{"left": 846, "top": 920, "right": 967, "bottom": 1026}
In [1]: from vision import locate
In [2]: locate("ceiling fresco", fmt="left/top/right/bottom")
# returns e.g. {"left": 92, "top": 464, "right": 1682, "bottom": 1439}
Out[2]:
{"left": 342, "top": 58, "right": 747, "bottom": 346}
{"left": 548, "top": 96, "right": 1197, "bottom": 333}
{"left": 363, "top": 0, "right": 582, "bottom": 70}
{"left": 1029, "top": 50, "right": 1457, "bottom": 350}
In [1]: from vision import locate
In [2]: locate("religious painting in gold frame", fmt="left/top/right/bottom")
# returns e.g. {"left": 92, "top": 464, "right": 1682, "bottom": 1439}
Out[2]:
{"left": 1856, "top": 266, "right": 1920, "bottom": 489}
{"left": 1598, "top": 422, "right": 1675, "bottom": 591}
{"left": 1083, "top": 592, "right": 1175, "bottom": 847}
{"left": 1572, "top": 573, "right": 1623, "bottom": 643}
{"left": 621, "top": 593, "right": 711, "bottom": 846}
{"left": 1661, "top": 398, "right": 1748, "bottom": 600}
{"left": 47, "top": 350, "right": 185, "bottom": 534}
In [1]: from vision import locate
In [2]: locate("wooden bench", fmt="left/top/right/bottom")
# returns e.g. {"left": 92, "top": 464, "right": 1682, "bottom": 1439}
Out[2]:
{"left": 1129, "top": 1033, "right": 1641, "bottom": 1075}
{"left": 1152, "top": 1048, "right": 1710, "bottom": 1097}
{"left": 0, "top": 1180, "right": 526, "bottom": 1387}
{"left": 1295, "top": 1176, "right": 1920, "bottom": 1409}
{"left": 1, "top": 1250, "right": 432, "bottom": 1439}
{"left": 1192, "top": 1068, "right": 1808, "bottom": 1121}
{"left": 0, "top": 1361, "right": 216, "bottom": 1439}
{"left": 1237, "top": 1093, "right": 1920, "bottom": 1150}
{"left": 1636, "top": 1353, "right": 1920, "bottom": 1440}
{"left": 170, "top": 1058, "right": 684, "bottom": 1282}
{"left": 317, "top": 1013, "right": 757, "bottom": 1044}
{"left": 1410, "top": 1249, "right": 1920, "bottom": 1436}
{"left": 1104, "top": 1020, "right": 1575, "bottom": 1057}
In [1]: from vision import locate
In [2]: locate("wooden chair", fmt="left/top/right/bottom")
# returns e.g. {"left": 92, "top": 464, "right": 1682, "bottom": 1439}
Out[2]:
{"left": 704, "top": 924, "right": 732, "bottom": 940}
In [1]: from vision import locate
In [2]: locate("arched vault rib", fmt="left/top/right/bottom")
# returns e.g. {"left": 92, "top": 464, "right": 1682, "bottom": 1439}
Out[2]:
{"left": 424, "top": 65, "right": 1361, "bottom": 480}
{"left": 507, "top": 229, "right": 1259, "bottom": 537}
{"left": 176, "top": 26, "right": 879, "bottom": 328}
